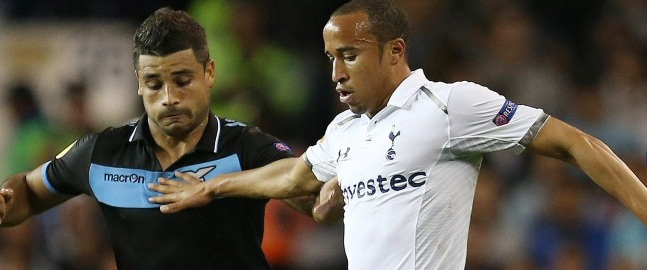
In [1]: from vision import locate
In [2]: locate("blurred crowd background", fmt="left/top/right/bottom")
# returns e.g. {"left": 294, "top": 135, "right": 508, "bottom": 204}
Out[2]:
{"left": 0, "top": 0, "right": 646, "bottom": 269}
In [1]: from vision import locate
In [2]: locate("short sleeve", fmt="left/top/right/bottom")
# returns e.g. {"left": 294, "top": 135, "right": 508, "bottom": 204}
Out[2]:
{"left": 446, "top": 82, "right": 547, "bottom": 156}
{"left": 240, "top": 127, "right": 294, "bottom": 169}
{"left": 44, "top": 133, "right": 97, "bottom": 195}
{"left": 304, "top": 114, "right": 355, "bottom": 182}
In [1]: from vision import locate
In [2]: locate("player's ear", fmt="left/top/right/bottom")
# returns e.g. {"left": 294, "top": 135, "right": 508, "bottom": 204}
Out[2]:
{"left": 135, "top": 71, "right": 143, "bottom": 96}
{"left": 205, "top": 59, "right": 215, "bottom": 88}
{"left": 388, "top": 38, "right": 406, "bottom": 65}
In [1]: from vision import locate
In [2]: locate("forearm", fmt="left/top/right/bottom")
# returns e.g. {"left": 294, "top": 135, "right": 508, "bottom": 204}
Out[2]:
{"left": 211, "top": 157, "right": 322, "bottom": 199}
{"left": 281, "top": 196, "right": 318, "bottom": 217}
{"left": 570, "top": 135, "right": 647, "bottom": 223}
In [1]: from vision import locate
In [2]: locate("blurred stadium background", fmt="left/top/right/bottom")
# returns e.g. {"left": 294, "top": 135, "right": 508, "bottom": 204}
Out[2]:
{"left": 0, "top": 0, "right": 646, "bottom": 269}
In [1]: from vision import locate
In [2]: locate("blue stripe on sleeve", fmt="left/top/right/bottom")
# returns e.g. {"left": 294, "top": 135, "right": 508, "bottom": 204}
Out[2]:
{"left": 40, "top": 161, "right": 62, "bottom": 195}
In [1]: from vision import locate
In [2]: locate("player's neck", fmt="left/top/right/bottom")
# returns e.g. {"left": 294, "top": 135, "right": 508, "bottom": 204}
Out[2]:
{"left": 150, "top": 118, "right": 207, "bottom": 170}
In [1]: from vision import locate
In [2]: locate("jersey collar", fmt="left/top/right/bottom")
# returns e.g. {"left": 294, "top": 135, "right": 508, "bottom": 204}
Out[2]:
{"left": 128, "top": 112, "right": 221, "bottom": 153}
{"left": 361, "top": 69, "right": 429, "bottom": 123}
{"left": 387, "top": 69, "right": 429, "bottom": 108}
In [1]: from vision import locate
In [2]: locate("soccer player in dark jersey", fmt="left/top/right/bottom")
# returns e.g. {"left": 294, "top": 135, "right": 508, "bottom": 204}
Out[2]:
{"left": 0, "top": 7, "right": 327, "bottom": 269}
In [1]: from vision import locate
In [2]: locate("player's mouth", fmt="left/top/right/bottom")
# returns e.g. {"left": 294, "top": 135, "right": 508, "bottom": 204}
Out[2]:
{"left": 337, "top": 88, "right": 353, "bottom": 103}
{"left": 160, "top": 109, "right": 190, "bottom": 120}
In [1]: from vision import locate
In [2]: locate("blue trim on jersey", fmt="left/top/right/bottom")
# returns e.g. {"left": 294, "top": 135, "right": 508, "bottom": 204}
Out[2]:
{"left": 89, "top": 154, "right": 242, "bottom": 208}
{"left": 41, "top": 161, "right": 61, "bottom": 195}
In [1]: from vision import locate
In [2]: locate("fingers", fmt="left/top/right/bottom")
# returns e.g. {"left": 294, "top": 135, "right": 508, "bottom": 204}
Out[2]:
{"left": 174, "top": 172, "right": 202, "bottom": 184}
{"left": 158, "top": 198, "right": 204, "bottom": 214}
{"left": 148, "top": 193, "right": 178, "bottom": 204}
{"left": 0, "top": 187, "right": 14, "bottom": 205}
{"left": 160, "top": 203, "right": 180, "bottom": 214}
{"left": 0, "top": 188, "right": 14, "bottom": 225}
{"left": 148, "top": 176, "right": 192, "bottom": 193}
{"left": 0, "top": 188, "right": 14, "bottom": 197}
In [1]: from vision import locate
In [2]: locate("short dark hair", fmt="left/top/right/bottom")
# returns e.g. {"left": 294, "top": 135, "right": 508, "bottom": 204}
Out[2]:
{"left": 332, "top": 0, "right": 409, "bottom": 51}
{"left": 132, "top": 7, "right": 210, "bottom": 70}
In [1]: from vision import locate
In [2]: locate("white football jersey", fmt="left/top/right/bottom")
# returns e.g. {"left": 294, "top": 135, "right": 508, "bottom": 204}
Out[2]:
{"left": 305, "top": 69, "right": 547, "bottom": 269}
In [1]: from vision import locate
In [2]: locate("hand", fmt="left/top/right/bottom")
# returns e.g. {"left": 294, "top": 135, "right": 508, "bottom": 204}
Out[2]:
{"left": 312, "top": 178, "right": 344, "bottom": 223}
{"left": 0, "top": 188, "right": 15, "bottom": 225}
{"left": 148, "top": 172, "right": 214, "bottom": 214}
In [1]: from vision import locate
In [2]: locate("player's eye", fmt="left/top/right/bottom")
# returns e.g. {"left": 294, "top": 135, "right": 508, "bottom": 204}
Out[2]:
{"left": 343, "top": 55, "right": 356, "bottom": 61}
{"left": 176, "top": 78, "right": 191, "bottom": 87}
{"left": 146, "top": 81, "right": 163, "bottom": 90}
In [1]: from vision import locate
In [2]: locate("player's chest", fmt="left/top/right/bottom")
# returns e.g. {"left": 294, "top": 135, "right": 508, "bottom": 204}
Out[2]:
{"left": 333, "top": 109, "right": 448, "bottom": 177}
{"left": 88, "top": 154, "right": 242, "bottom": 208}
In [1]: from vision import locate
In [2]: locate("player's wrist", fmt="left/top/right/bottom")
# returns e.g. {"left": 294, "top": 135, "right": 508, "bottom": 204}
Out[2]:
{"left": 207, "top": 177, "right": 227, "bottom": 198}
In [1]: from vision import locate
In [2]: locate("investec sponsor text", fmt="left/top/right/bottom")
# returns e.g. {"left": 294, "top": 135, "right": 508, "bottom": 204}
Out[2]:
{"left": 342, "top": 171, "right": 426, "bottom": 202}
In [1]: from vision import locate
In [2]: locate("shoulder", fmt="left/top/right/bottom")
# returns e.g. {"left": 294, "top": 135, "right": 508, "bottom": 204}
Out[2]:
{"left": 328, "top": 110, "right": 361, "bottom": 130}
{"left": 217, "top": 117, "right": 256, "bottom": 139}
{"left": 445, "top": 81, "right": 498, "bottom": 100}
{"left": 88, "top": 120, "right": 139, "bottom": 153}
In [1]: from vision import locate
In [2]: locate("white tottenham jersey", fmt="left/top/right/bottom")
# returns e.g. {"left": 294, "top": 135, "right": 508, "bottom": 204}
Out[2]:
{"left": 305, "top": 69, "right": 548, "bottom": 270}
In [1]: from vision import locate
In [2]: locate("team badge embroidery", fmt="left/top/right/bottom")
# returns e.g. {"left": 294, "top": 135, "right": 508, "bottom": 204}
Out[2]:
{"left": 182, "top": 166, "right": 216, "bottom": 181}
{"left": 492, "top": 99, "right": 518, "bottom": 126}
{"left": 274, "top": 142, "right": 291, "bottom": 152}
{"left": 386, "top": 125, "right": 401, "bottom": 160}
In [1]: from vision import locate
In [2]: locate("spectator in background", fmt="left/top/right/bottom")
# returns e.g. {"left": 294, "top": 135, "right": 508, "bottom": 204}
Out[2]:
{"left": 0, "top": 83, "right": 53, "bottom": 270}
{"left": 189, "top": 0, "right": 312, "bottom": 146}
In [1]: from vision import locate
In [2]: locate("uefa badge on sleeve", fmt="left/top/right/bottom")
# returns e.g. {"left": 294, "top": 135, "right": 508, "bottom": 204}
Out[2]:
{"left": 492, "top": 100, "right": 518, "bottom": 126}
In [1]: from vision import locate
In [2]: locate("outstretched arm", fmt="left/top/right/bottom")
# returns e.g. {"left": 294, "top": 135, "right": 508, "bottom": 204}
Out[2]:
{"left": 528, "top": 117, "right": 647, "bottom": 224}
{"left": 1, "top": 164, "right": 71, "bottom": 226}
{"left": 149, "top": 156, "right": 325, "bottom": 214}
{"left": 281, "top": 177, "right": 345, "bottom": 223}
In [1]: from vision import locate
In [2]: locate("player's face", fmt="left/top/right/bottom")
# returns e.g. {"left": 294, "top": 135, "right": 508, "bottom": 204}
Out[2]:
{"left": 323, "top": 12, "right": 393, "bottom": 118}
{"left": 137, "top": 49, "right": 214, "bottom": 138}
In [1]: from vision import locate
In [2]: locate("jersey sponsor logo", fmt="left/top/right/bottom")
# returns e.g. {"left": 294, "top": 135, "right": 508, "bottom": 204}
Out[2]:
{"left": 341, "top": 171, "right": 426, "bottom": 203}
{"left": 103, "top": 173, "right": 146, "bottom": 183}
{"left": 89, "top": 155, "right": 241, "bottom": 208}
{"left": 386, "top": 125, "right": 401, "bottom": 160}
{"left": 492, "top": 99, "right": 518, "bottom": 126}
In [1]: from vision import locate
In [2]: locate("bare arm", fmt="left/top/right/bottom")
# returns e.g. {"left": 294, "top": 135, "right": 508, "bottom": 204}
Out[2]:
{"left": 528, "top": 117, "right": 647, "bottom": 224}
{"left": 149, "top": 156, "right": 324, "bottom": 214}
{"left": 281, "top": 178, "right": 345, "bottom": 223}
{"left": 0, "top": 164, "right": 71, "bottom": 226}
{"left": 312, "top": 178, "right": 345, "bottom": 223}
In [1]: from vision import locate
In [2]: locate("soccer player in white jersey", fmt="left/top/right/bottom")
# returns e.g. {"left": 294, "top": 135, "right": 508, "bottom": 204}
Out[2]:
{"left": 149, "top": 0, "right": 647, "bottom": 269}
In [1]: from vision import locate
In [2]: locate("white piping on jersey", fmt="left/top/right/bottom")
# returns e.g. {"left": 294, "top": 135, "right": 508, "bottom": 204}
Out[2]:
{"left": 335, "top": 114, "right": 361, "bottom": 128}
{"left": 213, "top": 115, "right": 221, "bottom": 153}
{"left": 128, "top": 125, "right": 138, "bottom": 142}
{"left": 421, "top": 86, "right": 448, "bottom": 114}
